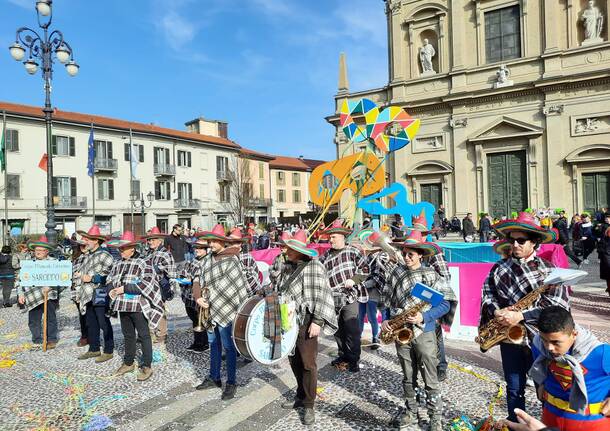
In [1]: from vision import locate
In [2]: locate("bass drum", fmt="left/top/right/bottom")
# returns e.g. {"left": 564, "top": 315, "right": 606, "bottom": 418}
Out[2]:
{"left": 233, "top": 296, "right": 298, "bottom": 365}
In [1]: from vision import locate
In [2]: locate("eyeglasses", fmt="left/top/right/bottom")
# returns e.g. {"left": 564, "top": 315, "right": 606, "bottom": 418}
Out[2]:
{"left": 508, "top": 237, "right": 530, "bottom": 245}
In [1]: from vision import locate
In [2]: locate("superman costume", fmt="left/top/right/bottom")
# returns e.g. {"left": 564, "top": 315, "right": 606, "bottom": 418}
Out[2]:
{"left": 532, "top": 343, "right": 610, "bottom": 431}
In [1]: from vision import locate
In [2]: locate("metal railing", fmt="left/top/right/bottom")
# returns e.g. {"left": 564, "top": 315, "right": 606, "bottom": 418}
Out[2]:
{"left": 154, "top": 163, "right": 176, "bottom": 176}
{"left": 174, "top": 198, "right": 201, "bottom": 210}
{"left": 216, "top": 170, "right": 232, "bottom": 182}
{"left": 94, "top": 158, "right": 118, "bottom": 171}
{"left": 248, "top": 197, "right": 272, "bottom": 207}
{"left": 54, "top": 196, "right": 87, "bottom": 209}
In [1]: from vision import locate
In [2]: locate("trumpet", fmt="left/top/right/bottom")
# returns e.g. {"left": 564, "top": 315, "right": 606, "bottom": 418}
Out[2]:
{"left": 193, "top": 286, "right": 211, "bottom": 332}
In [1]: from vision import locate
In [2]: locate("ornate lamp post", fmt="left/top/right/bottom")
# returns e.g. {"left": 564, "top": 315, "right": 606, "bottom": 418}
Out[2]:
{"left": 131, "top": 192, "right": 154, "bottom": 236}
{"left": 8, "top": 0, "right": 79, "bottom": 246}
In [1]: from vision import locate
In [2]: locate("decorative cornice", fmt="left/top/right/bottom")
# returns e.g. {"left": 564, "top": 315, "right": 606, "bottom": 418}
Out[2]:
{"left": 449, "top": 117, "right": 468, "bottom": 128}
{"left": 542, "top": 104, "right": 564, "bottom": 116}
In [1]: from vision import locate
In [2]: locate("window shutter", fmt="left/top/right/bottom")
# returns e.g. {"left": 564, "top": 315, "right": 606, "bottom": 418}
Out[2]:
{"left": 52, "top": 177, "right": 58, "bottom": 197}
{"left": 97, "top": 179, "right": 103, "bottom": 199}
{"left": 124, "top": 143, "right": 130, "bottom": 161}
{"left": 69, "top": 137, "right": 76, "bottom": 156}
{"left": 70, "top": 177, "right": 77, "bottom": 197}
{"left": 107, "top": 142, "right": 113, "bottom": 159}
{"left": 109, "top": 179, "right": 114, "bottom": 200}
{"left": 187, "top": 152, "right": 192, "bottom": 167}
{"left": 188, "top": 183, "right": 192, "bottom": 199}
{"left": 155, "top": 181, "right": 160, "bottom": 200}
{"left": 138, "top": 145, "right": 144, "bottom": 162}
{"left": 154, "top": 148, "right": 158, "bottom": 164}
{"left": 51, "top": 135, "right": 57, "bottom": 155}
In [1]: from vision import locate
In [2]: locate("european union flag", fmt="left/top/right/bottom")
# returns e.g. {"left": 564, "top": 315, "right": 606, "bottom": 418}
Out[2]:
{"left": 87, "top": 126, "right": 95, "bottom": 177}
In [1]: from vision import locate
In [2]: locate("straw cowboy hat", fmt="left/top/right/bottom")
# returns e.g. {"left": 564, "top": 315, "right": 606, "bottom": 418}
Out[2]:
{"left": 77, "top": 225, "right": 106, "bottom": 242}
{"left": 142, "top": 226, "right": 168, "bottom": 240}
{"left": 106, "top": 231, "right": 140, "bottom": 248}
{"left": 356, "top": 229, "right": 390, "bottom": 252}
{"left": 392, "top": 229, "right": 441, "bottom": 258}
{"left": 28, "top": 235, "right": 54, "bottom": 251}
{"left": 493, "top": 212, "right": 556, "bottom": 244}
{"left": 283, "top": 229, "right": 318, "bottom": 258}
{"left": 321, "top": 219, "right": 352, "bottom": 236}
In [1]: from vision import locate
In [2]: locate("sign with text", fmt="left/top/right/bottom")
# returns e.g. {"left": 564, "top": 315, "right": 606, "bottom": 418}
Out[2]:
{"left": 19, "top": 260, "right": 73, "bottom": 287}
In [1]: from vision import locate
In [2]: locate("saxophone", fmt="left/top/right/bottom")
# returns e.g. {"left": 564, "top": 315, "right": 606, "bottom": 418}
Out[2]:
{"left": 475, "top": 284, "right": 551, "bottom": 352}
{"left": 379, "top": 301, "right": 430, "bottom": 345}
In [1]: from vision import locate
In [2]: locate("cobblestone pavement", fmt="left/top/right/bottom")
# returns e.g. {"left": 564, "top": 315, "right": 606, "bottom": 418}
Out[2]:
{"left": 0, "top": 281, "right": 608, "bottom": 431}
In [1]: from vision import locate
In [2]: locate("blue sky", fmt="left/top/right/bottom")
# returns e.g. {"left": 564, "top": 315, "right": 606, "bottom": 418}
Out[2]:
{"left": 0, "top": 0, "right": 388, "bottom": 160}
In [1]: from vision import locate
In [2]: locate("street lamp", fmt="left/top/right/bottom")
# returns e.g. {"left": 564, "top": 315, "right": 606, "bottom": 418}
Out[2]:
{"left": 131, "top": 192, "right": 154, "bottom": 237}
{"left": 8, "top": 0, "right": 78, "bottom": 246}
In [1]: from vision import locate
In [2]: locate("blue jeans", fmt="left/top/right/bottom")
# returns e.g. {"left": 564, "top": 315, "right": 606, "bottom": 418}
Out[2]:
{"left": 358, "top": 301, "right": 379, "bottom": 339}
{"left": 500, "top": 343, "right": 533, "bottom": 422}
{"left": 208, "top": 323, "right": 237, "bottom": 385}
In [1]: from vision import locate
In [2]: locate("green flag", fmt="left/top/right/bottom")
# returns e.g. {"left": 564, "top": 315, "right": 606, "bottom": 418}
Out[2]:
{"left": 0, "top": 115, "right": 5, "bottom": 173}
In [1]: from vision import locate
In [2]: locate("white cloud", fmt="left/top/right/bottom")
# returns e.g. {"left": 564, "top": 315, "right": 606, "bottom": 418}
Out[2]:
{"left": 159, "top": 9, "right": 196, "bottom": 51}
{"left": 250, "top": 0, "right": 294, "bottom": 17}
{"left": 7, "top": 0, "right": 31, "bottom": 9}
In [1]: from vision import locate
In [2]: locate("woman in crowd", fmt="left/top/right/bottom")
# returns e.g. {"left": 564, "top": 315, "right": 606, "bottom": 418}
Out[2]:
{"left": 0, "top": 245, "right": 15, "bottom": 307}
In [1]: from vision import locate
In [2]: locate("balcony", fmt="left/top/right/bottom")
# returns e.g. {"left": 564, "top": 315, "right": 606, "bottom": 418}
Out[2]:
{"left": 53, "top": 196, "right": 87, "bottom": 211}
{"left": 154, "top": 163, "right": 176, "bottom": 177}
{"left": 174, "top": 198, "right": 201, "bottom": 211}
{"left": 216, "top": 170, "right": 232, "bottom": 182}
{"left": 94, "top": 158, "right": 118, "bottom": 172}
{"left": 248, "top": 197, "right": 272, "bottom": 207}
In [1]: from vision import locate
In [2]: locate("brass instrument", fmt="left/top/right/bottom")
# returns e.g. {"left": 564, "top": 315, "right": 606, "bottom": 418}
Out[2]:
{"left": 379, "top": 301, "right": 429, "bottom": 345}
{"left": 475, "top": 284, "right": 552, "bottom": 352}
{"left": 193, "top": 286, "right": 211, "bottom": 333}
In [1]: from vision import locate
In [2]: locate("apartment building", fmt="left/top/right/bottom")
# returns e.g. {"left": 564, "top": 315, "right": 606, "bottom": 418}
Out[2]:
{"left": 0, "top": 102, "right": 240, "bottom": 236}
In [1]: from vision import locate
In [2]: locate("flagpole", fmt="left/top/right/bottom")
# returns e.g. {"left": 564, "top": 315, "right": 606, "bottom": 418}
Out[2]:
{"left": 2, "top": 110, "right": 7, "bottom": 246}
{"left": 90, "top": 123, "right": 96, "bottom": 224}
{"left": 129, "top": 128, "right": 134, "bottom": 233}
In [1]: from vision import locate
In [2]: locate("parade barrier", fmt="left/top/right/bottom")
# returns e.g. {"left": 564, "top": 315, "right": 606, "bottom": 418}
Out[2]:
{"left": 250, "top": 242, "right": 570, "bottom": 342}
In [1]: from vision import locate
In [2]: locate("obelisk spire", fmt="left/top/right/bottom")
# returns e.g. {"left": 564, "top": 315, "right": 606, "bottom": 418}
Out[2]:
{"left": 338, "top": 52, "right": 349, "bottom": 94}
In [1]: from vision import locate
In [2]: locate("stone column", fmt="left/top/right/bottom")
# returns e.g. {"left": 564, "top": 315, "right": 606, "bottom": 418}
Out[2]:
{"left": 543, "top": 103, "right": 567, "bottom": 210}
{"left": 451, "top": 1, "right": 466, "bottom": 70}
{"left": 543, "top": 0, "right": 560, "bottom": 52}
{"left": 449, "top": 115, "right": 471, "bottom": 215}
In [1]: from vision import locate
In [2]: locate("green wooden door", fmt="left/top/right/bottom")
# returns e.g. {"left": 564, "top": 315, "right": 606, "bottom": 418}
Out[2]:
{"left": 420, "top": 183, "right": 442, "bottom": 209}
{"left": 487, "top": 151, "right": 527, "bottom": 218}
{"left": 583, "top": 172, "right": 610, "bottom": 213}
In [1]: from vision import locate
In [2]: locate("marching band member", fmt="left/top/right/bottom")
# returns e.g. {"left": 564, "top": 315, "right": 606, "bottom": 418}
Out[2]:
{"left": 227, "top": 227, "right": 261, "bottom": 295}
{"left": 178, "top": 235, "right": 209, "bottom": 353}
{"left": 277, "top": 230, "right": 338, "bottom": 425}
{"left": 16, "top": 236, "right": 61, "bottom": 349}
{"left": 268, "top": 231, "right": 291, "bottom": 286}
{"left": 480, "top": 212, "right": 570, "bottom": 422}
{"left": 71, "top": 239, "right": 89, "bottom": 347}
{"left": 74, "top": 225, "right": 115, "bottom": 363}
{"left": 382, "top": 230, "right": 451, "bottom": 431}
{"left": 193, "top": 224, "right": 249, "bottom": 400}
{"left": 107, "top": 231, "right": 163, "bottom": 382}
{"left": 318, "top": 219, "right": 369, "bottom": 372}
{"left": 142, "top": 226, "right": 176, "bottom": 344}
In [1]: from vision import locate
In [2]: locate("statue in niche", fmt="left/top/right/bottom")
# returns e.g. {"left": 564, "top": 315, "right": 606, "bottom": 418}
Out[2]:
{"left": 419, "top": 39, "right": 436, "bottom": 75}
{"left": 580, "top": 0, "right": 604, "bottom": 45}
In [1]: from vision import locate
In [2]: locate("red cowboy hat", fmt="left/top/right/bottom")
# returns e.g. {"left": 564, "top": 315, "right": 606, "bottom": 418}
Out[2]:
{"left": 198, "top": 224, "right": 230, "bottom": 242}
{"left": 408, "top": 211, "right": 439, "bottom": 235}
{"left": 28, "top": 235, "right": 54, "bottom": 251}
{"left": 77, "top": 225, "right": 106, "bottom": 242}
{"left": 228, "top": 227, "right": 249, "bottom": 243}
{"left": 142, "top": 226, "right": 168, "bottom": 240}
{"left": 321, "top": 219, "right": 352, "bottom": 236}
{"left": 392, "top": 230, "right": 441, "bottom": 257}
{"left": 192, "top": 237, "right": 210, "bottom": 249}
{"left": 272, "top": 230, "right": 292, "bottom": 246}
{"left": 493, "top": 212, "right": 556, "bottom": 244}
{"left": 283, "top": 229, "right": 318, "bottom": 258}
{"left": 106, "top": 231, "right": 139, "bottom": 248}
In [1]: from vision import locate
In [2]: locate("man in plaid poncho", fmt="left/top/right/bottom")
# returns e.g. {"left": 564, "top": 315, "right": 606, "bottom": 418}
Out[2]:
{"left": 107, "top": 231, "right": 163, "bottom": 382}
{"left": 277, "top": 229, "right": 338, "bottom": 425}
{"left": 193, "top": 224, "right": 250, "bottom": 400}
{"left": 16, "top": 236, "right": 62, "bottom": 349}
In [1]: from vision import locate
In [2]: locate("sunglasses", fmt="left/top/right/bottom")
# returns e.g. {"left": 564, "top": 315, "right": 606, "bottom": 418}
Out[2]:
{"left": 508, "top": 237, "right": 530, "bottom": 245}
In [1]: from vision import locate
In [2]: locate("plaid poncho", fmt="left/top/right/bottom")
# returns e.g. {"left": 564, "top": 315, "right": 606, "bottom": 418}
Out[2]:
{"left": 16, "top": 257, "right": 62, "bottom": 310}
{"left": 200, "top": 251, "right": 250, "bottom": 328}
{"left": 177, "top": 256, "right": 205, "bottom": 309}
{"left": 108, "top": 255, "right": 164, "bottom": 329}
{"left": 240, "top": 251, "right": 261, "bottom": 295}
{"left": 274, "top": 259, "right": 338, "bottom": 335}
{"left": 423, "top": 252, "right": 458, "bottom": 327}
{"left": 71, "top": 252, "right": 87, "bottom": 301}
{"left": 76, "top": 247, "right": 114, "bottom": 315}
{"left": 269, "top": 253, "right": 286, "bottom": 286}
{"left": 383, "top": 264, "right": 452, "bottom": 340}
{"left": 143, "top": 245, "right": 176, "bottom": 297}
{"left": 318, "top": 245, "right": 369, "bottom": 309}
{"left": 480, "top": 253, "right": 569, "bottom": 330}
{"left": 361, "top": 251, "right": 394, "bottom": 303}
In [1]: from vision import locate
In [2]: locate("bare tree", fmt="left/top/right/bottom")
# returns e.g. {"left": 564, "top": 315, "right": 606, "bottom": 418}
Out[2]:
{"left": 218, "top": 156, "right": 255, "bottom": 226}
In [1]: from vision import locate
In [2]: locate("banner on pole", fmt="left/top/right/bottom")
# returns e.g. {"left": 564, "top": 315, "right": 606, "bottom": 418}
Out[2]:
{"left": 19, "top": 260, "right": 73, "bottom": 287}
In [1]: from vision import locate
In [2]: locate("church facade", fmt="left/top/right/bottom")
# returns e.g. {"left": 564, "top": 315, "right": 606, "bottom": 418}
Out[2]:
{"left": 327, "top": 0, "right": 610, "bottom": 219}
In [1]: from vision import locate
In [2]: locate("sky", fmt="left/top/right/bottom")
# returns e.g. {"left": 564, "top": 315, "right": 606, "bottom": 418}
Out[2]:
{"left": 0, "top": 0, "right": 388, "bottom": 160}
